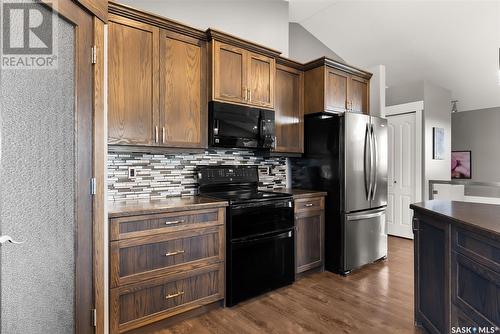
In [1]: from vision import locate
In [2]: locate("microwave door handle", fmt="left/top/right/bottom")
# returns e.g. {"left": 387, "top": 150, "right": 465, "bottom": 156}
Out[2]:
{"left": 213, "top": 119, "right": 220, "bottom": 135}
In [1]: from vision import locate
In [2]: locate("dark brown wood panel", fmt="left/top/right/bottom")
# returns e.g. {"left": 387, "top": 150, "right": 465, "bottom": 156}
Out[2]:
{"left": 413, "top": 214, "right": 451, "bottom": 334}
{"left": 108, "top": 16, "right": 159, "bottom": 146}
{"left": 248, "top": 52, "right": 275, "bottom": 108}
{"left": 294, "top": 197, "right": 325, "bottom": 213}
{"left": 110, "top": 208, "right": 224, "bottom": 241}
{"left": 324, "top": 68, "right": 349, "bottom": 113}
{"left": 350, "top": 75, "right": 369, "bottom": 114}
{"left": 212, "top": 41, "right": 246, "bottom": 104}
{"left": 110, "top": 264, "right": 224, "bottom": 333}
{"left": 296, "top": 210, "right": 324, "bottom": 273}
{"left": 110, "top": 226, "right": 224, "bottom": 287}
{"left": 159, "top": 30, "right": 207, "bottom": 148}
{"left": 304, "top": 66, "right": 325, "bottom": 115}
{"left": 76, "top": 0, "right": 107, "bottom": 22}
{"left": 274, "top": 64, "right": 303, "bottom": 153}
{"left": 455, "top": 227, "right": 500, "bottom": 272}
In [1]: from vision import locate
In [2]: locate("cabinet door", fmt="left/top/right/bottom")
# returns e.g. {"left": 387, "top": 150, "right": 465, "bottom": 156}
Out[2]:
{"left": 274, "top": 65, "right": 303, "bottom": 153}
{"left": 324, "top": 67, "right": 349, "bottom": 113}
{"left": 296, "top": 210, "right": 324, "bottom": 273}
{"left": 159, "top": 30, "right": 207, "bottom": 148}
{"left": 413, "top": 215, "right": 451, "bottom": 334}
{"left": 212, "top": 41, "right": 247, "bottom": 104}
{"left": 350, "top": 75, "right": 370, "bottom": 114}
{"left": 248, "top": 52, "right": 275, "bottom": 109}
{"left": 108, "top": 17, "right": 159, "bottom": 146}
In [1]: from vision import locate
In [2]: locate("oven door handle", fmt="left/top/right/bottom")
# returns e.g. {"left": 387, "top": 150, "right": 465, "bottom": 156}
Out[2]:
{"left": 231, "top": 229, "right": 293, "bottom": 246}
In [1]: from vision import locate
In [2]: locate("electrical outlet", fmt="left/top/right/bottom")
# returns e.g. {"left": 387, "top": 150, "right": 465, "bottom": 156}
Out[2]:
{"left": 128, "top": 167, "right": 137, "bottom": 179}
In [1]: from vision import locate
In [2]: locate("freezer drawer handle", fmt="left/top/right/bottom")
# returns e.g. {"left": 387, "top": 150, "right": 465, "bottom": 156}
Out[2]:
{"left": 346, "top": 211, "right": 385, "bottom": 221}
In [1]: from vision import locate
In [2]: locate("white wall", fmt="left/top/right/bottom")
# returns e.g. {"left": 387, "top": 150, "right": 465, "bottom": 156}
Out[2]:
{"left": 288, "top": 22, "right": 344, "bottom": 63}
{"left": 368, "top": 65, "right": 386, "bottom": 118}
{"left": 117, "top": 0, "right": 290, "bottom": 56}
{"left": 452, "top": 107, "right": 500, "bottom": 182}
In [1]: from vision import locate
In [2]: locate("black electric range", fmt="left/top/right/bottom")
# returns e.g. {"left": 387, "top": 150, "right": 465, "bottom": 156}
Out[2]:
{"left": 198, "top": 165, "right": 295, "bottom": 307}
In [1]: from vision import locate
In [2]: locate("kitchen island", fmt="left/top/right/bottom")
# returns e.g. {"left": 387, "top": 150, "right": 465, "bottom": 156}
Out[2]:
{"left": 410, "top": 200, "right": 500, "bottom": 334}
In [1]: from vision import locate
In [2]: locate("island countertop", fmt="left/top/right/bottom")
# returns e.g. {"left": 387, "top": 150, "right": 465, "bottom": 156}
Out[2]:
{"left": 108, "top": 196, "right": 228, "bottom": 218}
{"left": 410, "top": 200, "right": 500, "bottom": 238}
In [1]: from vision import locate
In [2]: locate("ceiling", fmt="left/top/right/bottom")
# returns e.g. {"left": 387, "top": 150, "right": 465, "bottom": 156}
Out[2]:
{"left": 289, "top": 0, "right": 500, "bottom": 112}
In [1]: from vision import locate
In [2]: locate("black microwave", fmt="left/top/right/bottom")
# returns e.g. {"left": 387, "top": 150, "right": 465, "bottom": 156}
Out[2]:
{"left": 209, "top": 102, "right": 275, "bottom": 149}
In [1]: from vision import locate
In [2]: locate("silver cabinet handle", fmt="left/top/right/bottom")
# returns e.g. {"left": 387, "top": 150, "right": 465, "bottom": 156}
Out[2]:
{"left": 165, "top": 250, "right": 185, "bottom": 257}
{"left": 165, "top": 219, "right": 185, "bottom": 225}
{"left": 162, "top": 127, "right": 166, "bottom": 144}
{"left": 165, "top": 291, "right": 184, "bottom": 300}
{"left": 155, "top": 126, "right": 159, "bottom": 144}
{"left": 0, "top": 235, "right": 23, "bottom": 244}
{"left": 304, "top": 203, "right": 314, "bottom": 207}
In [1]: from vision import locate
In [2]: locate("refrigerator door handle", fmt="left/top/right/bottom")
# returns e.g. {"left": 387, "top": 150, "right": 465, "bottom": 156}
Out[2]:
{"left": 364, "top": 123, "right": 372, "bottom": 200}
{"left": 371, "top": 124, "right": 378, "bottom": 201}
{"left": 346, "top": 209, "right": 385, "bottom": 221}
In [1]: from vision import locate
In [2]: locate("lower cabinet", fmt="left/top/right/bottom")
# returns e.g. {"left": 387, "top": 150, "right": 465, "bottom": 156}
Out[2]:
{"left": 413, "top": 210, "right": 500, "bottom": 334}
{"left": 295, "top": 196, "right": 325, "bottom": 274}
{"left": 109, "top": 207, "right": 225, "bottom": 333}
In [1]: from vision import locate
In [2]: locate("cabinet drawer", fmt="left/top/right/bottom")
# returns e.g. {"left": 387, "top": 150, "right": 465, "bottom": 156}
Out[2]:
{"left": 294, "top": 197, "right": 324, "bottom": 213}
{"left": 110, "top": 264, "right": 224, "bottom": 334}
{"left": 110, "top": 226, "right": 224, "bottom": 287}
{"left": 110, "top": 208, "right": 225, "bottom": 241}
{"left": 454, "top": 227, "right": 500, "bottom": 273}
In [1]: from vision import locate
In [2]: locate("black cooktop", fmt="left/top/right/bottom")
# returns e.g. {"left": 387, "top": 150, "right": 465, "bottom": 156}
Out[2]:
{"left": 202, "top": 190, "right": 291, "bottom": 204}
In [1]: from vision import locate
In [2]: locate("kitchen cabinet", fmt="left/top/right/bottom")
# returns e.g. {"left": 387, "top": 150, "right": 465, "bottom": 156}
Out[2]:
{"left": 304, "top": 57, "right": 372, "bottom": 115}
{"left": 108, "top": 16, "right": 159, "bottom": 146}
{"left": 294, "top": 195, "right": 325, "bottom": 274}
{"left": 108, "top": 199, "right": 227, "bottom": 334}
{"left": 159, "top": 30, "right": 207, "bottom": 148}
{"left": 209, "top": 30, "right": 280, "bottom": 110}
{"left": 274, "top": 59, "right": 304, "bottom": 154}
{"left": 108, "top": 4, "right": 208, "bottom": 149}
{"left": 411, "top": 201, "right": 500, "bottom": 334}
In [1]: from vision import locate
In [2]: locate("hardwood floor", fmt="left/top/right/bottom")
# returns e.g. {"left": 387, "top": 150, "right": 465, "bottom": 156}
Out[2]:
{"left": 153, "top": 237, "right": 418, "bottom": 334}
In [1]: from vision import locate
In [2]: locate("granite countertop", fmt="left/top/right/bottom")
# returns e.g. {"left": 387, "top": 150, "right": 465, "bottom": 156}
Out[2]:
{"left": 274, "top": 188, "right": 328, "bottom": 199}
{"left": 108, "top": 196, "right": 228, "bottom": 218}
{"left": 410, "top": 200, "right": 500, "bottom": 237}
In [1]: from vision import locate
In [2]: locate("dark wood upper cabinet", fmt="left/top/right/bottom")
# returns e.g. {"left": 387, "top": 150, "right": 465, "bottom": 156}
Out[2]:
{"left": 248, "top": 52, "right": 275, "bottom": 108}
{"left": 212, "top": 41, "right": 247, "bottom": 105}
{"left": 108, "top": 16, "right": 159, "bottom": 146}
{"left": 76, "top": 0, "right": 107, "bottom": 22}
{"left": 208, "top": 30, "right": 280, "bottom": 110}
{"left": 107, "top": 3, "right": 208, "bottom": 149}
{"left": 350, "top": 75, "right": 369, "bottom": 114}
{"left": 304, "top": 57, "right": 372, "bottom": 115}
{"left": 159, "top": 30, "right": 207, "bottom": 148}
{"left": 274, "top": 59, "right": 304, "bottom": 153}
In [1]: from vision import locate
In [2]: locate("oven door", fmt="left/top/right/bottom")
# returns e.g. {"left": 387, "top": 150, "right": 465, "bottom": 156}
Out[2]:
{"left": 229, "top": 199, "right": 294, "bottom": 240}
{"left": 227, "top": 228, "right": 295, "bottom": 306}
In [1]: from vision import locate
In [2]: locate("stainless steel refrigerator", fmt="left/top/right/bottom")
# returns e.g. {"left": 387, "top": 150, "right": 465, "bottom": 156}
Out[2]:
{"left": 291, "top": 112, "right": 388, "bottom": 274}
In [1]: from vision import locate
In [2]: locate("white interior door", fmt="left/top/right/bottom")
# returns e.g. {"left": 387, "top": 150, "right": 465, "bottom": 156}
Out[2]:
{"left": 387, "top": 113, "right": 416, "bottom": 239}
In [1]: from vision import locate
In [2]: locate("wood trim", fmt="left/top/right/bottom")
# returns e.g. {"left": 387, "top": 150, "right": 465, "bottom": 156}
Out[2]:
{"left": 276, "top": 56, "right": 304, "bottom": 70}
{"left": 77, "top": 0, "right": 108, "bottom": 22}
{"left": 207, "top": 28, "right": 281, "bottom": 58}
{"left": 303, "top": 57, "right": 372, "bottom": 80}
{"left": 93, "top": 16, "right": 106, "bottom": 334}
{"left": 108, "top": 1, "right": 206, "bottom": 40}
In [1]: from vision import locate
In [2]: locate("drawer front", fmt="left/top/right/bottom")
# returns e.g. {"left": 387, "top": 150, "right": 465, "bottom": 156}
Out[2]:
{"left": 452, "top": 252, "right": 499, "bottom": 327}
{"left": 110, "top": 226, "right": 224, "bottom": 287}
{"left": 110, "top": 207, "right": 225, "bottom": 240}
{"left": 454, "top": 227, "right": 500, "bottom": 273}
{"left": 294, "top": 197, "right": 324, "bottom": 213}
{"left": 110, "top": 264, "right": 224, "bottom": 334}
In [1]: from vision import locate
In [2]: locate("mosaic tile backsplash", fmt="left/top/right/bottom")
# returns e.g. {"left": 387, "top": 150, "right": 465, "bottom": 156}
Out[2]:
{"left": 108, "top": 149, "right": 287, "bottom": 201}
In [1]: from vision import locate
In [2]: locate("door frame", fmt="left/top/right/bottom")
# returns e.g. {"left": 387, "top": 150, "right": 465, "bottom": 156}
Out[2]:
{"left": 385, "top": 101, "right": 423, "bottom": 238}
{"left": 40, "top": 1, "right": 106, "bottom": 332}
